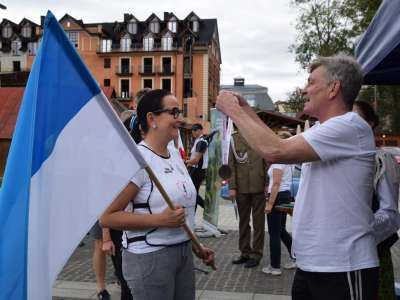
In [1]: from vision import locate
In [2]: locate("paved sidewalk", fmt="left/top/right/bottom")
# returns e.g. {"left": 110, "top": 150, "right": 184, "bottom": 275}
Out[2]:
{"left": 53, "top": 199, "right": 400, "bottom": 299}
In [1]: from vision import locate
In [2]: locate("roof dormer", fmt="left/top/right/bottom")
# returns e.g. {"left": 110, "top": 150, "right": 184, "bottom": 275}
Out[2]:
{"left": 126, "top": 16, "right": 138, "bottom": 34}
{"left": 167, "top": 16, "right": 178, "bottom": 33}
{"left": 185, "top": 12, "right": 200, "bottom": 33}
{"left": 2, "top": 23, "right": 12, "bottom": 38}
{"left": 21, "top": 23, "right": 32, "bottom": 38}
{"left": 147, "top": 14, "right": 160, "bottom": 34}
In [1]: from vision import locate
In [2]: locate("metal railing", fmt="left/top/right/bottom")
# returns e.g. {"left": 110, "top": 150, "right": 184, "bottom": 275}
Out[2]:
{"left": 115, "top": 65, "right": 133, "bottom": 75}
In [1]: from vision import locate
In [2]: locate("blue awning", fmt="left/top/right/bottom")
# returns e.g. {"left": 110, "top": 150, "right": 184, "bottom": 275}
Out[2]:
{"left": 354, "top": 0, "right": 400, "bottom": 85}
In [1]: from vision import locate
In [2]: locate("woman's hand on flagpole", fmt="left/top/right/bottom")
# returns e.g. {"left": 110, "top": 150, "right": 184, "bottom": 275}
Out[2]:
{"left": 159, "top": 204, "right": 186, "bottom": 228}
{"left": 194, "top": 245, "right": 216, "bottom": 270}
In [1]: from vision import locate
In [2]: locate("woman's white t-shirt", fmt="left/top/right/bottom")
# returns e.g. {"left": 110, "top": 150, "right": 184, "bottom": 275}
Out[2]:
{"left": 267, "top": 164, "right": 292, "bottom": 193}
{"left": 123, "top": 142, "right": 196, "bottom": 254}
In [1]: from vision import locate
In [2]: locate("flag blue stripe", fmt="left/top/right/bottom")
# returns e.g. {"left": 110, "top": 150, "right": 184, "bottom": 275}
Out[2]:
{"left": 0, "top": 38, "right": 41, "bottom": 300}
{"left": 0, "top": 11, "right": 101, "bottom": 300}
{"left": 32, "top": 12, "right": 101, "bottom": 176}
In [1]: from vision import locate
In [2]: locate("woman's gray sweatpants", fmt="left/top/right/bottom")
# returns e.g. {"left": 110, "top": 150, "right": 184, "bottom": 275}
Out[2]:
{"left": 122, "top": 241, "right": 195, "bottom": 300}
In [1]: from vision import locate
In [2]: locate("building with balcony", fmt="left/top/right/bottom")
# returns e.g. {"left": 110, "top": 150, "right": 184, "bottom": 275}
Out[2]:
{"left": 17, "top": 12, "right": 221, "bottom": 126}
{"left": 0, "top": 18, "right": 40, "bottom": 86}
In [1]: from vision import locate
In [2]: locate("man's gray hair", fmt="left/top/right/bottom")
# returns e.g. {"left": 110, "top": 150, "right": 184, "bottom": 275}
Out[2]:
{"left": 309, "top": 55, "right": 363, "bottom": 109}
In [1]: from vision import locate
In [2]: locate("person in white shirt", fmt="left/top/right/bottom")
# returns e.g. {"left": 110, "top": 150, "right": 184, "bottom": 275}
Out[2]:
{"left": 216, "top": 55, "right": 379, "bottom": 300}
{"left": 100, "top": 89, "right": 215, "bottom": 300}
{"left": 262, "top": 131, "right": 296, "bottom": 276}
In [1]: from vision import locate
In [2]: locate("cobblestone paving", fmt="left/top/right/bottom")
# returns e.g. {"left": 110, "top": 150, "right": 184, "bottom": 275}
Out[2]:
{"left": 58, "top": 231, "right": 295, "bottom": 295}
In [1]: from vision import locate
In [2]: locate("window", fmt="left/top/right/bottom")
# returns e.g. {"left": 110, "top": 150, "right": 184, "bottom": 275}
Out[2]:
{"left": 66, "top": 31, "right": 79, "bottom": 48}
{"left": 104, "top": 58, "right": 111, "bottom": 68}
{"left": 162, "top": 35, "right": 173, "bottom": 51}
{"left": 120, "top": 58, "right": 131, "bottom": 74}
{"left": 21, "top": 25, "right": 32, "bottom": 38}
{"left": 104, "top": 79, "right": 111, "bottom": 87}
{"left": 143, "top": 57, "right": 153, "bottom": 73}
{"left": 13, "top": 61, "right": 21, "bottom": 72}
{"left": 191, "top": 20, "right": 199, "bottom": 32}
{"left": 162, "top": 57, "right": 172, "bottom": 73}
{"left": 127, "top": 21, "right": 137, "bottom": 34}
{"left": 149, "top": 21, "right": 159, "bottom": 33}
{"left": 168, "top": 21, "right": 177, "bottom": 33}
{"left": 184, "top": 78, "right": 192, "bottom": 98}
{"left": 120, "top": 79, "right": 130, "bottom": 98}
{"left": 162, "top": 78, "right": 171, "bottom": 92}
{"left": 184, "top": 57, "right": 191, "bottom": 74}
{"left": 2, "top": 25, "right": 12, "bottom": 38}
{"left": 143, "top": 79, "right": 153, "bottom": 89}
{"left": 27, "top": 42, "right": 38, "bottom": 55}
{"left": 120, "top": 35, "right": 131, "bottom": 52}
{"left": 101, "top": 39, "right": 112, "bottom": 52}
{"left": 11, "top": 40, "right": 22, "bottom": 56}
{"left": 143, "top": 36, "right": 154, "bottom": 51}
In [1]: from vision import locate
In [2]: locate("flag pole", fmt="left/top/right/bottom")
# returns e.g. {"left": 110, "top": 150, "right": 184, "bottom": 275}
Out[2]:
{"left": 144, "top": 166, "right": 215, "bottom": 269}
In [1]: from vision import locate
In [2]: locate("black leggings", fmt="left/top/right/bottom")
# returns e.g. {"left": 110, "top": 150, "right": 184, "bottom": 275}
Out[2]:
{"left": 267, "top": 190, "right": 292, "bottom": 268}
{"left": 110, "top": 229, "right": 133, "bottom": 300}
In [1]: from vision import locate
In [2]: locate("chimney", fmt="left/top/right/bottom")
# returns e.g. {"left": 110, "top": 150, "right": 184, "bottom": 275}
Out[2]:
{"left": 97, "top": 24, "right": 102, "bottom": 33}
{"left": 164, "top": 12, "right": 170, "bottom": 21}
{"left": 124, "top": 13, "right": 130, "bottom": 22}
{"left": 40, "top": 16, "right": 45, "bottom": 27}
{"left": 234, "top": 77, "right": 245, "bottom": 87}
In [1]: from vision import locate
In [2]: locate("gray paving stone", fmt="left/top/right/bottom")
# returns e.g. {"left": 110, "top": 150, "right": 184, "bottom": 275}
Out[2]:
{"left": 200, "top": 290, "right": 253, "bottom": 300}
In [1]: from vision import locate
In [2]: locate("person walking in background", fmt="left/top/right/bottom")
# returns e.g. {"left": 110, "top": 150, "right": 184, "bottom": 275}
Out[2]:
{"left": 353, "top": 100, "right": 400, "bottom": 300}
{"left": 262, "top": 131, "right": 296, "bottom": 276}
{"left": 228, "top": 130, "right": 268, "bottom": 268}
{"left": 186, "top": 123, "right": 209, "bottom": 209}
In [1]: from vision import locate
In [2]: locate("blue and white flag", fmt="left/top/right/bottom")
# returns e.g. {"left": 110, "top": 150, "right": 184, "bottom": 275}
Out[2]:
{"left": 0, "top": 11, "right": 146, "bottom": 300}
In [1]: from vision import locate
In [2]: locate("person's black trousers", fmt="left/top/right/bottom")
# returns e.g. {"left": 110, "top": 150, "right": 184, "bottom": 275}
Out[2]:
{"left": 189, "top": 167, "right": 206, "bottom": 209}
{"left": 110, "top": 229, "right": 133, "bottom": 300}
{"left": 266, "top": 190, "right": 292, "bottom": 269}
{"left": 292, "top": 267, "right": 379, "bottom": 300}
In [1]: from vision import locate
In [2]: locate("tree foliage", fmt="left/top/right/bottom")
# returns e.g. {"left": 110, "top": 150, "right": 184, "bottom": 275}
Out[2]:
{"left": 286, "top": 87, "right": 306, "bottom": 113}
{"left": 289, "top": 0, "right": 400, "bottom": 134}
{"left": 290, "top": 0, "right": 382, "bottom": 69}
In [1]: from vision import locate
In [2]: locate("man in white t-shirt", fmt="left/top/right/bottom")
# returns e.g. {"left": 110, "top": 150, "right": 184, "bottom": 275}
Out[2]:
{"left": 216, "top": 55, "right": 378, "bottom": 300}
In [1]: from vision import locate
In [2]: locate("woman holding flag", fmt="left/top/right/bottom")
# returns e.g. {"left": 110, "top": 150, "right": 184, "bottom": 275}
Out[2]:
{"left": 100, "top": 89, "right": 214, "bottom": 300}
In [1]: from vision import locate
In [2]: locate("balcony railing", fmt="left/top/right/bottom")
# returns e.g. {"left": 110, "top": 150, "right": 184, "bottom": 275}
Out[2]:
{"left": 97, "top": 41, "right": 179, "bottom": 53}
{"left": 115, "top": 65, "right": 133, "bottom": 76}
{"left": 158, "top": 64, "right": 175, "bottom": 75}
{"left": 116, "top": 92, "right": 132, "bottom": 100}
{"left": 139, "top": 64, "right": 155, "bottom": 75}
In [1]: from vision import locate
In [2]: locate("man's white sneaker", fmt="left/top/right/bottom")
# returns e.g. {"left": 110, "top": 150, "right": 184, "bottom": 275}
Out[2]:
{"left": 283, "top": 261, "right": 297, "bottom": 269}
{"left": 261, "top": 266, "right": 282, "bottom": 276}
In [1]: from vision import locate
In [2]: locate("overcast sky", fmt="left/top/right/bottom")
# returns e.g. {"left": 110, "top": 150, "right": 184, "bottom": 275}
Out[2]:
{"left": 1, "top": 0, "right": 308, "bottom": 101}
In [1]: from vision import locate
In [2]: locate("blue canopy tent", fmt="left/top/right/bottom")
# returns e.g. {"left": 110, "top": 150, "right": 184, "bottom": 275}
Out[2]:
{"left": 354, "top": 0, "right": 400, "bottom": 85}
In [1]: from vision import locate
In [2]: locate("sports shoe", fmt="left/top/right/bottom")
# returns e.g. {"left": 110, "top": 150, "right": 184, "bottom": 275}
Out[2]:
{"left": 283, "top": 260, "right": 297, "bottom": 269}
{"left": 261, "top": 266, "right": 282, "bottom": 276}
{"left": 97, "top": 289, "right": 111, "bottom": 300}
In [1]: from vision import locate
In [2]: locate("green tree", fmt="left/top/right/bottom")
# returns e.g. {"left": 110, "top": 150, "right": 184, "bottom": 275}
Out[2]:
{"left": 290, "top": 0, "right": 353, "bottom": 69}
{"left": 290, "top": 0, "right": 382, "bottom": 69}
{"left": 285, "top": 87, "right": 306, "bottom": 113}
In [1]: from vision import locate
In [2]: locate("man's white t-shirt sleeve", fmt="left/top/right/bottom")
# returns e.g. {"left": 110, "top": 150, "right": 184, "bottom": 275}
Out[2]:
{"left": 302, "top": 116, "right": 362, "bottom": 161}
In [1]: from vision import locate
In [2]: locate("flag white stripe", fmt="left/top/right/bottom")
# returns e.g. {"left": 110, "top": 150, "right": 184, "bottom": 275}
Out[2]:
{"left": 27, "top": 93, "right": 143, "bottom": 299}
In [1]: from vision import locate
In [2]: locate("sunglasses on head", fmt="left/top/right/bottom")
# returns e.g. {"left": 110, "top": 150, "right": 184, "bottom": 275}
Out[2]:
{"left": 153, "top": 107, "right": 183, "bottom": 119}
